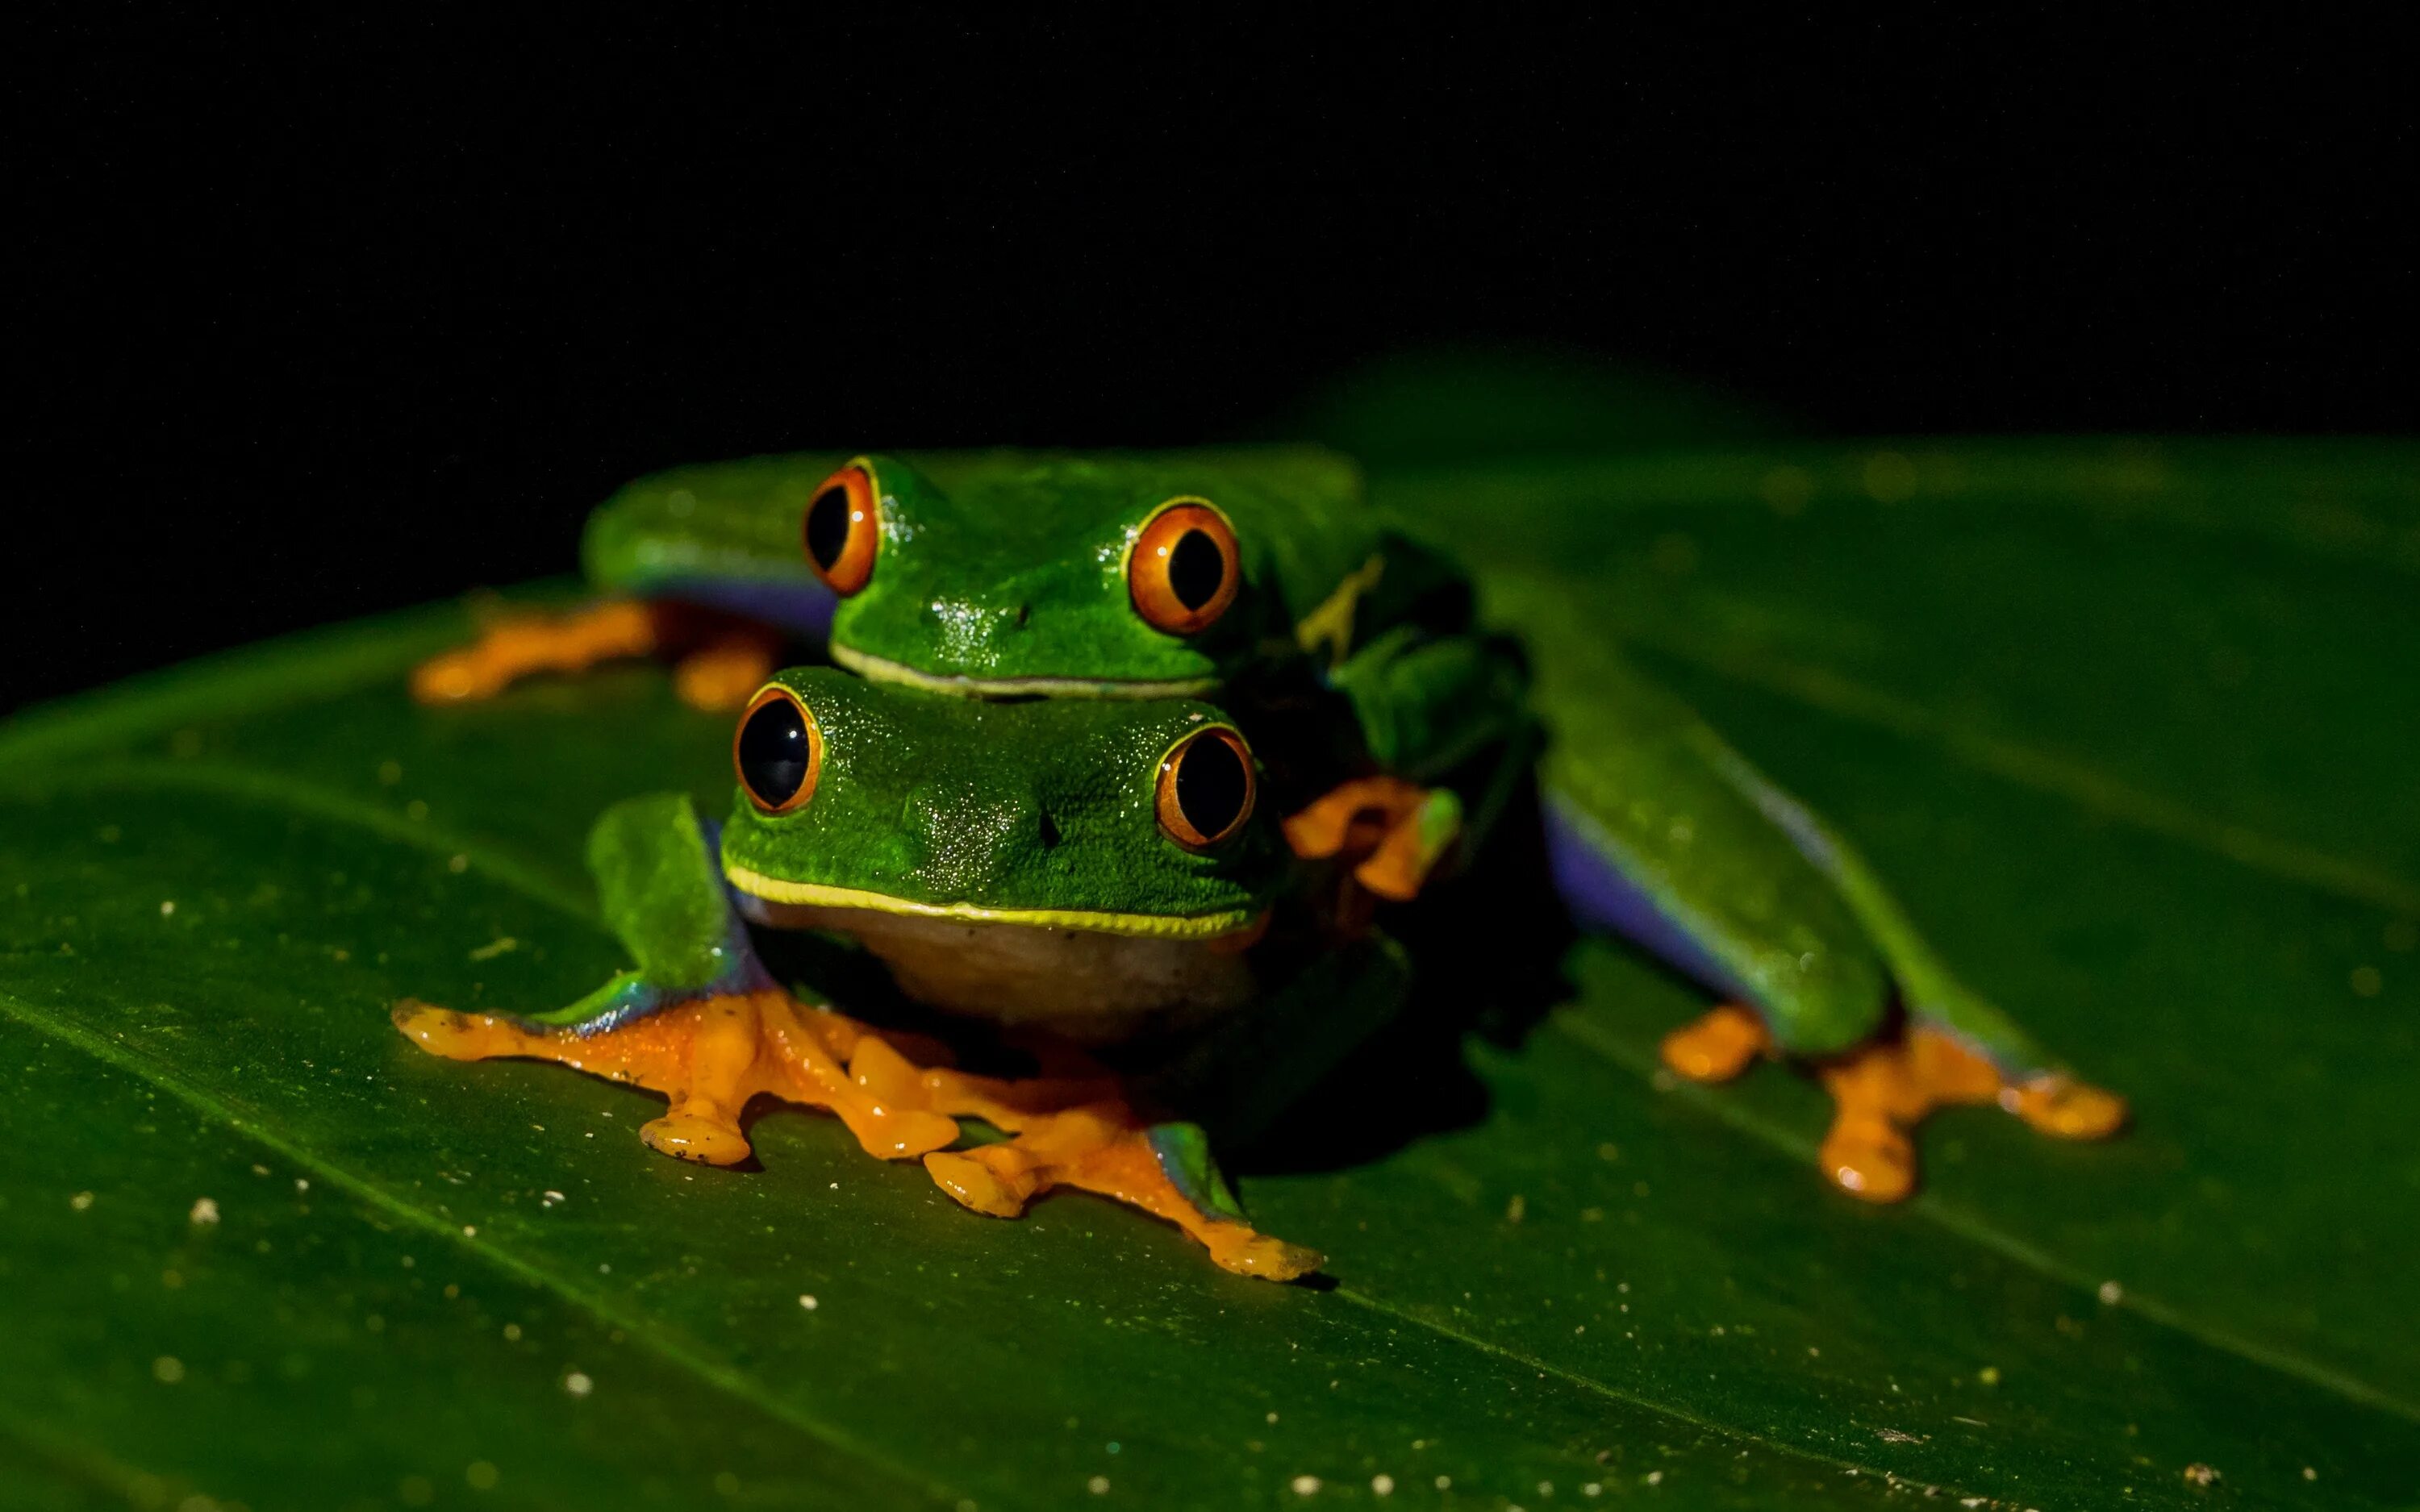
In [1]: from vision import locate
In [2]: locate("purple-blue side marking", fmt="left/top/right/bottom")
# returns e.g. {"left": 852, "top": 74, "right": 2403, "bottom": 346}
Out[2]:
{"left": 1542, "top": 791, "right": 1754, "bottom": 1005}
{"left": 653, "top": 575, "right": 837, "bottom": 639}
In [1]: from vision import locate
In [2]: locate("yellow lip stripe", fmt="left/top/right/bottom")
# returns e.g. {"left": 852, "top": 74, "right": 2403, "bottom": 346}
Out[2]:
{"left": 724, "top": 865, "right": 1261, "bottom": 939}
{"left": 830, "top": 644, "right": 1220, "bottom": 701}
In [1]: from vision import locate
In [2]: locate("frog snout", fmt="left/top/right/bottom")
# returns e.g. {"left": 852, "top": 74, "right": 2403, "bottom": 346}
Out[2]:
{"left": 899, "top": 782, "right": 1051, "bottom": 888}
{"left": 920, "top": 598, "right": 1034, "bottom": 658}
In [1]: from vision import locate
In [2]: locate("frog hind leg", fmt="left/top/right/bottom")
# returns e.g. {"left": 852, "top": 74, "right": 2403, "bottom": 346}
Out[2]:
{"left": 411, "top": 598, "right": 780, "bottom": 710}
{"left": 1709, "top": 748, "right": 2129, "bottom": 1147}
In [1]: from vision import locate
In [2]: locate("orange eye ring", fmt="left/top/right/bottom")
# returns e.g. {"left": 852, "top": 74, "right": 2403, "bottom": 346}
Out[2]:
{"left": 1154, "top": 724, "right": 1257, "bottom": 851}
{"left": 733, "top": 684, "right": 824, "bottom": 814}
{"left": 1128, "top": 499, "right": 1240, "bottom": 635}
{"left": 803, "top": 460, "right": 882, "bottom": 596}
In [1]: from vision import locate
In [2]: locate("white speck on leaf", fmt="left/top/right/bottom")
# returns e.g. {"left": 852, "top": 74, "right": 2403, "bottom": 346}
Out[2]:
{"left": 1291, "top": 1475, "right": 1321, "bottom": 1496}
{"left": 189, "top": 1198, "right": 219, "bottom": 1225}
{"left": 799, "top": 1294, "right": 819, "bottom": 1310}
{"left": 564, "top": 1371, "right": 593, "bottom": 1397}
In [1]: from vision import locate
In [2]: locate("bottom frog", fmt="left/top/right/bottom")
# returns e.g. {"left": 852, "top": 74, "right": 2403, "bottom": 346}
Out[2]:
{"left": 396, "top": 669, "right": 1417, "bottom": 1279}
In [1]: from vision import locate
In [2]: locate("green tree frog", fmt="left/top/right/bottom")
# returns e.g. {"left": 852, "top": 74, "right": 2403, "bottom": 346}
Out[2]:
{"left": 411, "top": 448, "right": 2124, "bottom": 1217}
{"left": 397, "top": 667, "right": 1410, "bottom": 1279}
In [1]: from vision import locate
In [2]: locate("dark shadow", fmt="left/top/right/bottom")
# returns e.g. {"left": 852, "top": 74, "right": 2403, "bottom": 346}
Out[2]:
{"left": 1225, "top": 773, "right": 1582, "bottom": 1178}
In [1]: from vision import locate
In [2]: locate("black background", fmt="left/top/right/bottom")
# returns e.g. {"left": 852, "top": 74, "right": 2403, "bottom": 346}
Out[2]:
{"left": 14, "top": 12, "right": 2412, "bottom": 710}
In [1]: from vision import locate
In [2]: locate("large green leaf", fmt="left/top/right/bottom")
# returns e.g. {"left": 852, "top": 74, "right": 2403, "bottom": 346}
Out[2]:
{"left": 3, "top": 441, "right": 2414, "bottom": 1510}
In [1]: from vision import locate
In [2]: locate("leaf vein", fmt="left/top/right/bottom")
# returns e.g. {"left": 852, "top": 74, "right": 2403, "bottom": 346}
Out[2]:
{"left": 1547, "top": 1009, "right": 2420, "bottom": 1425}
{"left": 0, "top": 985, "right": 958, "bottom": 1508}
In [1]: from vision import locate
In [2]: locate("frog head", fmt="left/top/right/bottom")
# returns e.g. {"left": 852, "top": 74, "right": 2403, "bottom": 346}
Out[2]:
{"left": 719, "top": 667, "right": 1285, "bottom": 1037}
{"left": 802, "top": 450, "right": 1371, "bottom": 698}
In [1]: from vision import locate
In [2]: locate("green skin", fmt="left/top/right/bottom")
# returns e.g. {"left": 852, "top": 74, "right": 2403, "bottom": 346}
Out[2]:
{"left": 573, "top": 449, "right": 2063, "bottom": 1077}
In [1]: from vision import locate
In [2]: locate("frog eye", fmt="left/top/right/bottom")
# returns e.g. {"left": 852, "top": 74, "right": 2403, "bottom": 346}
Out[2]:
{"left": 1129, "top": 500, "right": 1240, "bottom": 635}
{"left": 1154, "top": 725, "right": 1256, "bottom": 851}
{"left": 734, "top": 685, "right": 824, "bottom": 814}
{"left": 803, "top": 462, "right": 881, "bottom": 596}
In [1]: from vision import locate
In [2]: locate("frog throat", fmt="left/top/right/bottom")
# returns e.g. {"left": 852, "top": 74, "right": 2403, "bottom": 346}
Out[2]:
{"left": 721, "top": 864, "right": 1263, "bottom": 940}
{"left": 829, "top": 643, "right": 1221, "bottom": 700}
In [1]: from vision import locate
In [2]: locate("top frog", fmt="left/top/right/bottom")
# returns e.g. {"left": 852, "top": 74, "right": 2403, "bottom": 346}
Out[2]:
{"left": 796, "top": 452, "right": 1465, "bottom": 700}
{"left": 419, "top": 448, "right": 1529, "bottom": 899}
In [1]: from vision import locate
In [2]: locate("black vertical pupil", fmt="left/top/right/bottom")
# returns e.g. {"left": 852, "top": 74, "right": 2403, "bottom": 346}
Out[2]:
{"left": 738, "top": 698, "right": 812, "bottom": 806}
{"left": 1175, "top": 734, "right": 1249, "bottom": 839}
{"left": 806, "top": 485, "right": 853, "bottom": 571}
{"left": 1166, "top": 528, "right": 1226, "bottom": 610}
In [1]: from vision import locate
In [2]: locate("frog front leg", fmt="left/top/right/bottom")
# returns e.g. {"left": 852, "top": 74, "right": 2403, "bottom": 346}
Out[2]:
{"left": 1289, "top": 627, "right": 1532, "bottom": 901}
{"left": 411, "top": 600, "right": 784, "bottom": 710}
{"left": 392, "top": 792, "right": 959, "bottom": 1164}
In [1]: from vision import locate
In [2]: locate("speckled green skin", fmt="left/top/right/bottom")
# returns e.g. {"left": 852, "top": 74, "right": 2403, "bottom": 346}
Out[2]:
{"left": 721, "top": 669, "right": 1283, "bottom": 927}
{"left": 836, "top": 451, "right": 1406, "bottom": 691}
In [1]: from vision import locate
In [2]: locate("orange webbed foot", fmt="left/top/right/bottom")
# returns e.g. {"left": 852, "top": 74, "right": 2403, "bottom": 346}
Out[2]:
{"left": 391, "top": 989, "right": 960, "bottom": 1169}
{"left": 915, "top": 1081, "right": 1321, "bottom": 1281}
{"left": 1806, "top": 1024, "right": 2125, "bottom": 1203}
{"left": 672, "top": 629, "right": 783, "bottom": 711}
{"left": 2003, "top": 1074, "right": 2130, "bottom": 1140}
{"left": 395, "top": 991, "right": 1317, "bottom": 1278}
{"left": 411, "top": 600, "right": 663, "bottom": 703}
{"left": 1283, "top": 776, "right": 1459, "bottom": 903}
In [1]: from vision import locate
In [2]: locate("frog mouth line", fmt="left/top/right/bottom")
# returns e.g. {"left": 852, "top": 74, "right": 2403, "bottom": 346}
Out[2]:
{"left": 723, "top": 865, "right": 1264, "bottom": 940}
{"left": 831, "top": 644, "right": 1220, "bottom": 701}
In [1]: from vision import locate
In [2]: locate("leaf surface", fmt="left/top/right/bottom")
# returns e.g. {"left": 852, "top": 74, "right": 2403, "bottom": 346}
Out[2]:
{"left": 2, "top": 441, "right": 2414, "bottom": 1510}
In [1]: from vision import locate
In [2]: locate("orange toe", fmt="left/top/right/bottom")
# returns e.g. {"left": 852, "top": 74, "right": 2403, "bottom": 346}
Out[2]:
{"left": 1659, "top": 1004, "right": 1771, "bottom": 1083}
{"left": 2003, "top": 1075, "right": 2130, "bottom": 1139}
